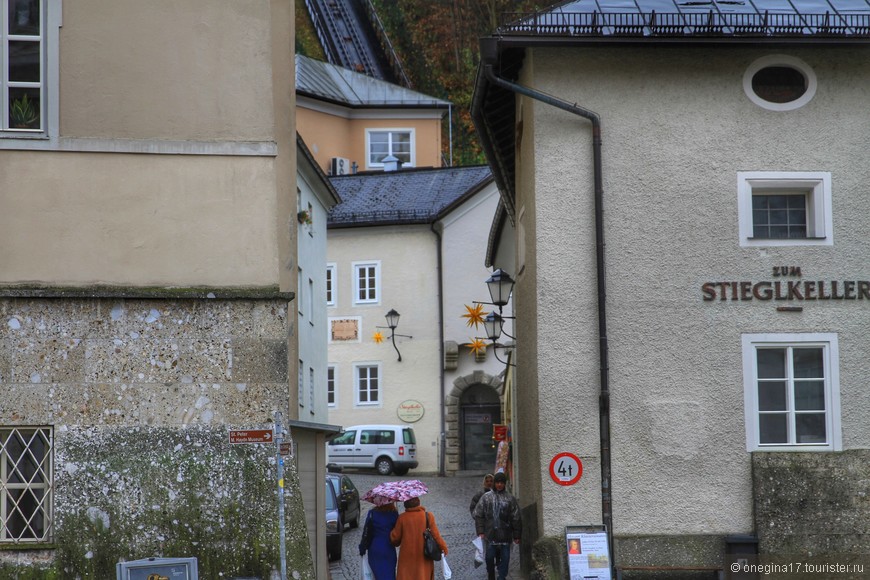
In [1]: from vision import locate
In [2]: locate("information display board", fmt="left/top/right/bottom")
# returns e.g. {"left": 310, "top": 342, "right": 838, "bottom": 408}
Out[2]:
{"left": 116, "top": 557, "right": 198, "bottom": 580}
{"left": 565, "top": 525, "right": 611, "bottom": 580}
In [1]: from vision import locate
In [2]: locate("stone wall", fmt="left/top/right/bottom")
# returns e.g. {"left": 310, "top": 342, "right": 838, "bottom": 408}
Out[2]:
{"left": 753, "top": 450, "right": 870, "bottom": 569}
{"left": 0, "top": 294, "right": 313, "bottom": 579}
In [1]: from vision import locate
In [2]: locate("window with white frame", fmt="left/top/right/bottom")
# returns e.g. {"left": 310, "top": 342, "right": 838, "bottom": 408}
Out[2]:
{"left": 308, "top": 278, "right": 314, "bottom": 324}
{"left": 327, "top": 366, "right": 336, "bottom": 407}
{"left": 353, "top": 262, "right": 380, "bottom": 304}
{"left": 742, "top": 333, "right": 841, "bottom": 452}
{"left": 2, "top": 0, "right": 44, "bottom": 133}
{"left": 738, "top": 172, "right": 832, "bottom": 247}
{"left": 326, "top": 264, "right": 336, "bottom": 307}
{"left": 309, "top": 367, "right": 315, "bottom": 414}
{"left": 354, "top": 363, "right": 380, "bottom": 406}
{"left": 1, "top": 426, "right": 53, "bottom": 543}
{"left": 366, "top": 129, "right": 414, "bottom": 168}
{"left": 298, "top": 360, "right": 304, "bottom": 408}
{"left": 298, "top": 267, "right": 304, "bottom": 315}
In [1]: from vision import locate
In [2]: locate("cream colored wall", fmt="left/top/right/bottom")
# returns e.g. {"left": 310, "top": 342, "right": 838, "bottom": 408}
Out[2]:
{"left": 0, "top": 151, "right": 279, "bottom": 286}
{"left": 297, "top": 107, "right": 355, "bottom": 171}
{"left": 1, "top": 0, "right": 295, "bottom": 290}
{"left": 440, "top": 184, "right": 509, "bottom": 343}
{"left": 297, "top": 106, "right": 443, "bottom": 174}
{"left": 326, "top": 226, "right": 442, "bottom": 473}
{"left": 523, "top": 45, "right": 870, "bottom": 539}
{"left": 60, "top": 0, "right": 275, "bottom": 141}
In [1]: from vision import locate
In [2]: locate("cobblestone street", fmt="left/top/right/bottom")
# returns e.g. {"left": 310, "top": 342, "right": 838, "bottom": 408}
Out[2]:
{"left": 329, "top": 471, "right": 523, "bottom": 579}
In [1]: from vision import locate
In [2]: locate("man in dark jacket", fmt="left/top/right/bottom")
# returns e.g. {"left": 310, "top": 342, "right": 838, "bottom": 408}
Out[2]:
{"left": 473, "top": 471, "right": 521, "bottom": 580}
{"left": 469, "top": 473, "right": 494, "bottom": 516}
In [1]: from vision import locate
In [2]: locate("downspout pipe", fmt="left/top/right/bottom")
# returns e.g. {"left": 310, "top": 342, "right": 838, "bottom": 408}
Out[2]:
{"left": 481, "top": 45, "right": 614, "bottom": 571}
{"left": 431, "top": 222, "right": 447, "bottom": 477}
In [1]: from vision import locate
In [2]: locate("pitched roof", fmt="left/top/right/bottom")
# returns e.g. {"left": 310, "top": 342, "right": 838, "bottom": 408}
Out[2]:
{"left": 327, "top": 166, "right": 493, "bottom": 227}
{"left": 471, "top": 0, "right": 870, "bottom": 222}
{"left": 296, "top": 55, "right": 450, "bottom": 109}
{"left": 499, "top": 0, "right": 870, "bottom": 39}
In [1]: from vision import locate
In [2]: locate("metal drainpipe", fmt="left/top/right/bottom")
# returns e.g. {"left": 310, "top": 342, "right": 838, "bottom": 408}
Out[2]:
{"left": 431, "top": 222, "right": 447, "bottom": 477}
{"left": 482, "top": 56, "right": 614, "bottom": 570}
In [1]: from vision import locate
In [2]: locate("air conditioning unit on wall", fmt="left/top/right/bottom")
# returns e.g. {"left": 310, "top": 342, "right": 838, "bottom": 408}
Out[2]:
{"left": 330, "top": 157, "right": 350, "bottom": 176}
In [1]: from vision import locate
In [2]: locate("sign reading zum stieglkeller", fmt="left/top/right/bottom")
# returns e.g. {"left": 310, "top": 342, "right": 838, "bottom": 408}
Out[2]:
{"left": 702, "top": 267, "right": 870, "bottom": 302}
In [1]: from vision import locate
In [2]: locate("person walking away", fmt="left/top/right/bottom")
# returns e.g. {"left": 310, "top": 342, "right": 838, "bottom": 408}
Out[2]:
{"left": 359, "top": 503, "right": 399, "bottom": 580}
{"left": 390, "top": 497, "right": 448, "bottom": 580}
{"left": 473, "top": 472, "right": 521, "bottom": 580}
{"left": 469, "top": 473, "right": 494, "bottom": 516}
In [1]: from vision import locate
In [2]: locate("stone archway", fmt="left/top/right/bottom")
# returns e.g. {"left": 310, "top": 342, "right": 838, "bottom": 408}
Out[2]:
{"left": 444, "top": 370, "right": 504, "bottom": 474}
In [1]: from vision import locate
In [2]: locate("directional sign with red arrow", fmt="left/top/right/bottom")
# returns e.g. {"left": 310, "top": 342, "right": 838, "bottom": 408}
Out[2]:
{"left": 229, "top": 429, "right": 274, "bottom": 444}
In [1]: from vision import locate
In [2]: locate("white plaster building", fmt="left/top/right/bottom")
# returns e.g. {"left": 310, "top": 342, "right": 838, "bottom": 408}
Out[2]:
{"left": 472, "top": 0, "right": 870, "bottom": 576}
{"left": 294, "top": 134, "right": 343, "bottom": 577}
{"left": 326, "top": 166, "right": 511, "bottom": 474}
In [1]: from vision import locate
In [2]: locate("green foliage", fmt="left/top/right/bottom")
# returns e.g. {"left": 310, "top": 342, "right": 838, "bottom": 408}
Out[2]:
{"left": 10, "top": 94, "right": 39, "bottom": 128}
{"left": 365, "top": 0, "right": 541, "bottom": 166}
{"left": 296, "top": 2, "right": 326, "bottom": 60}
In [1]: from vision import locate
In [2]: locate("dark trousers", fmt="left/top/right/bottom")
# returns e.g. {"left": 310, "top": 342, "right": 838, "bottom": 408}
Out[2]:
{"left": 485, "top": 542, "right": 511, "bottom": 580}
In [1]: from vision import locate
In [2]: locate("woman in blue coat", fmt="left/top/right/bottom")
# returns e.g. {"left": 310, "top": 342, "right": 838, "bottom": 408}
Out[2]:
{"left": 359, "top": 503, "right": 399, "bottom": 580}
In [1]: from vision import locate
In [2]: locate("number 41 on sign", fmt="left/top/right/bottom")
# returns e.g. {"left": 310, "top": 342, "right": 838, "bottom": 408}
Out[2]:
{"left": 549, "top": 452, "right": 583, "bottom": 486}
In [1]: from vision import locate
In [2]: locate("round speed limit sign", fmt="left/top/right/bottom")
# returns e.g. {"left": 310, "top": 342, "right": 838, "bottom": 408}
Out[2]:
{"left": 549, "top": 452, "right": 583, "bottom": 486}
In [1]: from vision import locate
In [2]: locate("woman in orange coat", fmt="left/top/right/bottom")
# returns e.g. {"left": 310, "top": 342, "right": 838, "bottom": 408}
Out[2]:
{"left": 390, "top": 497, "right": 448, "bottom": 580}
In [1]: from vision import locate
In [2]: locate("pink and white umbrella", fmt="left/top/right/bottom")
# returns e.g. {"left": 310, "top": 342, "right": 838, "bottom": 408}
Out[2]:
{"left": 362, "top": 480, "right": 429, "bottom": 505}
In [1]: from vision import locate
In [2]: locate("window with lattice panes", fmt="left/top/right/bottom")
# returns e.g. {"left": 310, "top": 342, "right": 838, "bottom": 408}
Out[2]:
{"left": 742, "top": 334, "right": 841, "bottom": 451}
{"left": 366, "top": 129, "right": 413, "bottom": 168}
{"left": 355, "top": 364, "right": 380, "bottom": 406}
{"left": 327, "top": 366, "right": 336, "bottom": 407}
{"left": 738, "top": 172, "right": 832, "bottom": 247}
{"left": 1, "top": 427, "right": 53, "bottom": 543}
{"left": 353, "top": 262, "right": 379, "bottom": 304}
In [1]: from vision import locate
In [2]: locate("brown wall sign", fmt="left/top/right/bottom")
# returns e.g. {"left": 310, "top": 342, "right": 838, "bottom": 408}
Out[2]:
{"left": 702, "top": 267, "right": 870, "bottom": 302}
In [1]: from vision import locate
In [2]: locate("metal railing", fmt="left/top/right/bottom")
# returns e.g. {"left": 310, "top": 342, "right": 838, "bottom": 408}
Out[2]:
{"left": 498, "top": 10, "right": 870, "bottom": 38}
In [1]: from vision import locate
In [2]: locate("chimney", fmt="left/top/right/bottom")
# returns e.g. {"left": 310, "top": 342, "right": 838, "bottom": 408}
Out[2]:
{"left": 382, "top": 154, "right": 402, "bottom": 172}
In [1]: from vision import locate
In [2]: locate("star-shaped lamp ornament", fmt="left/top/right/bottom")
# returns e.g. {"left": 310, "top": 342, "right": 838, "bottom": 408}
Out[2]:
{"left": 466, "top": 338, "right": 488, "bottom": 356}
{"left": 461, "top": 303, "right": 488, "bottom": 328}
{"left": 372, "top": 331, "right": 385, "bottom": 344}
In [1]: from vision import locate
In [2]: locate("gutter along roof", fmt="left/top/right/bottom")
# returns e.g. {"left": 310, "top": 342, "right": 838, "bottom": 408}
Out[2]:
{"left": 471, "top": 0, "right": 870, "bottom": 221}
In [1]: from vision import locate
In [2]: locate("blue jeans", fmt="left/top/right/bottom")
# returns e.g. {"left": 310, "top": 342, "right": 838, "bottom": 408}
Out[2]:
{"left": 485, "top": 542, "right": 511, "bottom": 580}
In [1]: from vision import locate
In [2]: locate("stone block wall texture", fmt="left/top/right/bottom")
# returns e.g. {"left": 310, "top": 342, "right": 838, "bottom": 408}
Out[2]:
{"left": 754, "top": 450, "right": 870, "bottom": 569}
{"left": 0, "top": 297, "right": 312, "bottom": 579}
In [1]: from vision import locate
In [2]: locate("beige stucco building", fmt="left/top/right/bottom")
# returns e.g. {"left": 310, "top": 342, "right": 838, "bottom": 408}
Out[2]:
{"left": 0, "top": 1, "right": 328, "bottom": 577}
{"left": 295, "top": 54, "right": 450, "bottom": 175}
{"left": 474, "top": 0, "right": 870, "bottom": 577}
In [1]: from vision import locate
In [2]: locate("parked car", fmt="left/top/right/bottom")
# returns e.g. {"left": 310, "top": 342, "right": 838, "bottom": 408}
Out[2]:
{"left": 327, "top": 470, "right": 361, "bottom": 529}
{"left": 325, "top": 480, "right": 342, "bottom": 561}
{"left": 326, "top": 424, "right": 418, "bottom": 475}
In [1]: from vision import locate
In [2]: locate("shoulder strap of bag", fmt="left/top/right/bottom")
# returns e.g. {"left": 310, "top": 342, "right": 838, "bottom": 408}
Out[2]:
{"left": 424, "top": 510, "right": 431, "bottom": 530}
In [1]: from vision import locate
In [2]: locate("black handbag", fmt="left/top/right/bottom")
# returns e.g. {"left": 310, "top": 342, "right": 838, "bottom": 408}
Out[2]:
{"left": 359, "top": 511, "right": 374, "bottom": 555}
{"left": 422, "top": 511, "right": 443, "bottom": 561}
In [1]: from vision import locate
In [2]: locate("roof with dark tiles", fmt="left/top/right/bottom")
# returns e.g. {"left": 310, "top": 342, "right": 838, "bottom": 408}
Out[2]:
{"left": 327, "top": 166, "right": 493, "bottom": 227}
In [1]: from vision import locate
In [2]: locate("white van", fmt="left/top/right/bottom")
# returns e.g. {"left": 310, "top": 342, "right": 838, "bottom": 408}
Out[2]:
{"left": 327, "top": 424, "right": 418, "bottom": 475}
